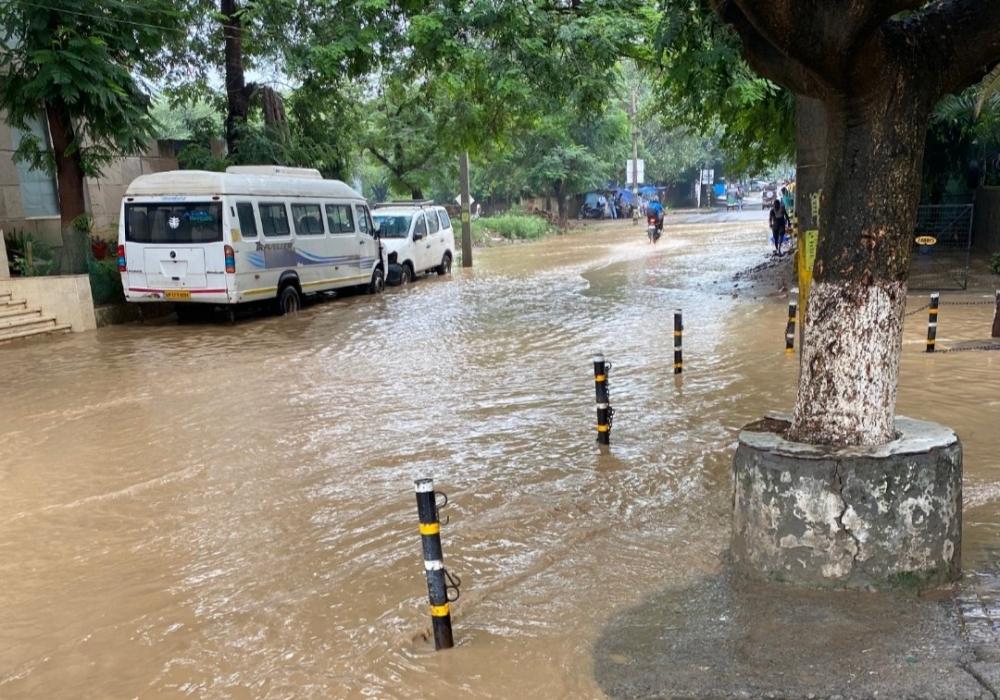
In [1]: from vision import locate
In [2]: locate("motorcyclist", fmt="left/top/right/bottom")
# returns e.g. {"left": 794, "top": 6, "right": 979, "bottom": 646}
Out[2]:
{"left": 647, "top": 197, "right": 664, "bottom": 232}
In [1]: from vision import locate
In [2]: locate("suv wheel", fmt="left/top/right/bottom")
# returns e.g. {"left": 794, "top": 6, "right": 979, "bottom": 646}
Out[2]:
{"left": 437, "top": 253, "right": 452, "bottom": 276}
{"left": 399, "top": 263, "right": 414, "bottom": 285}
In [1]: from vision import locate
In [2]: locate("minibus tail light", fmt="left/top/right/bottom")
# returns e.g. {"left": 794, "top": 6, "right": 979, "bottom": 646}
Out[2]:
{"left": 117, "top": 245, "right": 126, "bottom": 272}
{"left": 224, "top": 245, "right": 236, "bottom": 274}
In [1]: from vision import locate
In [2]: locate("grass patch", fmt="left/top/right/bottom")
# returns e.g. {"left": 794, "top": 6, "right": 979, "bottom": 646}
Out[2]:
{"left": 473, "top": 213, "right": 552, "bottom": 242}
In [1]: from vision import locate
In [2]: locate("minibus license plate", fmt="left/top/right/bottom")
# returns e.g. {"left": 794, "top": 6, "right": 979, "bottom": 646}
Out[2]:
{"left": 165, "top": 290, "right": 191, "bottom": 300}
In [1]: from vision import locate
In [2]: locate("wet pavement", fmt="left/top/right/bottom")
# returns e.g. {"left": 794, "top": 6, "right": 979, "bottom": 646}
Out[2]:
{"left": 0, "top": 217, "right": 998, "bottom": 699}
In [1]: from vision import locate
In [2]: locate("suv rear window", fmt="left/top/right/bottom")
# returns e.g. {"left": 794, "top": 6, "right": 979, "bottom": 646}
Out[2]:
{"left": 438, "top": 209, "right": 452, "bottom": 229}
{"left": 125, "top": 203, "right": 223, "bottom": 244}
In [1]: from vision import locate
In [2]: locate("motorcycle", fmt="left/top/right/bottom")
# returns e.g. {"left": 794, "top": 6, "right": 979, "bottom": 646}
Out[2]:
{"left": 646, "top": 214, "right": 662, "bottom": 244}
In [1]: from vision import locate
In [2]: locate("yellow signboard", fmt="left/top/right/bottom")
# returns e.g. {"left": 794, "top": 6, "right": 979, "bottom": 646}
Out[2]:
{"left": 915, "top": 235, "right": 937, "bottom": 246}
{"left": 803, "top": 229, "right": 818, "bottom": 270}
{"left": 798, "top": 229, "right": 819, "bottom": 322}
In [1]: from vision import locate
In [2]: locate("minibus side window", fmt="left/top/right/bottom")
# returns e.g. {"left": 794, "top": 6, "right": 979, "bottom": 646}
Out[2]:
{"left": 355, "top": 205, "right": 369, "bottom": 235}
{"left": 413, "top": 213, "right": 427, "bottom": 238}
{"left": 325, "top": 204, "right": 355, "bottom": 234}
{"left": 260, "top": 202, "right": 290, "bottom": 237}
{"left": 427, "top": 208, "right": 440, "bottom": 234}
{"left": 236, "top": 202, "right": 258, "bottom": 240}
{"left": 292, "top": 203, "right": 324, "bottom": 235}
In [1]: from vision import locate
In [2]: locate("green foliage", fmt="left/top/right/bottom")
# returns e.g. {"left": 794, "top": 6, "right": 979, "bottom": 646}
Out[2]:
{"left": 3, "top": 230, "right": 59, "bottom": 277}
{"left": 0, "top": 0, "right": 187, "bottom": 177}
{"left": 331, "top": 0, "right": 647, "bottom": 196}
{"left": 177, "top": 143, "right": 229, "bottom": 172}
{"left": 991, "top": 253, "right": 1000, "bottom": 275}
{"left": 927, "top": 74, "right": 1000, "bottom": 197}
{"left": 151, "top": 96, "right": 223, "bottom": 141}
{"left": 474, "top": 213, "right": 552, "bottom": 241}
{"left": 652, "top": 0, "right": 794, "bottom": 174}
{"left": 87, "top": 256, "right": 125, "bottom": 306}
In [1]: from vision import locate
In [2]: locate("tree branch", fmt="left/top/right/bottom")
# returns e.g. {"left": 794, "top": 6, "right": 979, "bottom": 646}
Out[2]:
{"left": 903, "top": 0, "right": 1000, "bottom": 97}
{"left": 712, "top": 0, "right": 830, "bottom": 97}
{"left": 367, "top": 146, "right": 403, "bottom": 178}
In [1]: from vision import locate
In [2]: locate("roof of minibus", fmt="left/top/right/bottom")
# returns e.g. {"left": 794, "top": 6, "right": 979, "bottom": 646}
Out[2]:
{"left": 125, "top": 169, "right": 364, "bottom": 200}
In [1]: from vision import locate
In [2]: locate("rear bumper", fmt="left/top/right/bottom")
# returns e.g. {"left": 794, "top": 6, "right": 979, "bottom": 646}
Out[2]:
{"left": 126, "top": 288, "right": 231, "bottom": 304}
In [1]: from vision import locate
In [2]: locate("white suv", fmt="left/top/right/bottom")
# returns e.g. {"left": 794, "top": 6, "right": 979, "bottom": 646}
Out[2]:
{"left": 372, "top": 202, "right": 455, "bottom": 285}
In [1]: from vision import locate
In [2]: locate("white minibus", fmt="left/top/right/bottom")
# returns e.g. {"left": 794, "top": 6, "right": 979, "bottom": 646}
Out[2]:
{"left": 118, "top": 165, "right": 385, "bottom": 314}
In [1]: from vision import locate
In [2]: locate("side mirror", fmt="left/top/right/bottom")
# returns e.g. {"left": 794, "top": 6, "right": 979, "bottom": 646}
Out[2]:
{"left": 413, "top": 230, "right": 424, "bottom": 241}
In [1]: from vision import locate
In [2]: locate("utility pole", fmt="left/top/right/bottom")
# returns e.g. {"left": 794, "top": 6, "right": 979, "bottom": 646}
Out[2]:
{"left": 630, "top": 85, "right": 639, "bottom": 224}
{"left": 459, "top": 152, "right": 473, "bottom": 267}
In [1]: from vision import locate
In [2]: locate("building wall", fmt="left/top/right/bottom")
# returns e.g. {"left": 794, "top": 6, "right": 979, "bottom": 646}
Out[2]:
{"left": 0, "top": 111, "right": 179, "bottom": 252}
{"left": 84, "top": 140, "right": 178, "bottom": 238}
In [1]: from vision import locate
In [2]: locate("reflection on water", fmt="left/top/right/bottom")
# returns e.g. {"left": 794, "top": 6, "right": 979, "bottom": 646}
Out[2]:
{"left": 0, "top": 220, "right": 997, "bottom": 698}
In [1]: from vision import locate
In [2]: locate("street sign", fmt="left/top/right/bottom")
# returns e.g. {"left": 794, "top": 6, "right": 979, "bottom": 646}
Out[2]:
{"left": 455, "top": 195, "right": 475, "bottom": 206}
{"left": 700, "top": 168, "right": 714, "bottom": 184}
{"left": 625, "top": 159, "right": 645, "bottom": 186}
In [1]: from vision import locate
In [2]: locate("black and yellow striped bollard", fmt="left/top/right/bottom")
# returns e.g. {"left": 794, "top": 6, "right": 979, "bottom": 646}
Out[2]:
{"left": 674, "top": 310, "right": 683, "bottom": 374}
{"left": 414, "top": 478, "right": 454, "bottom": 650}
{"left": 785, "top": 288, "right": 798, "bottom": 353}
{"left": 926, "top": 292, "right": 939, "bottom": 353}
{"left": 593, "top": 353, "right": 611, "bottom": 445}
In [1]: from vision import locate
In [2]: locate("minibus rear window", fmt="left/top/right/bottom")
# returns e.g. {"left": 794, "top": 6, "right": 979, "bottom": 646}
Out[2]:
{"left": 125, "top": 203, "right": 223, "bottom": 244}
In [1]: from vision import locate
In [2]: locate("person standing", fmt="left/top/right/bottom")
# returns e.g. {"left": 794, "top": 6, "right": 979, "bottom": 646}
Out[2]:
{"left": 780, "top": 186, "right": 794, "bottom": 216}
{"left": 769, "top": 198, "right": 790, "bottom": 256}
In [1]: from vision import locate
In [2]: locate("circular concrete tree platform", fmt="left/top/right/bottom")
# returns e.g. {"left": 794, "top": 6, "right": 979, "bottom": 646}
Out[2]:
{"left": 732, "top": 415, "right": 962, "bottom": 590}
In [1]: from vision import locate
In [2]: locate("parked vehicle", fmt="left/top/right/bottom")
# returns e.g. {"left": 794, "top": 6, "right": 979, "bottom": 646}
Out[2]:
{"left": 579, "top": 192, "right": 606, "bottom": 219}
{"left": 646, "top": 214, "right": 662, "bottom": 244}
{"left": 371, "top": 201, "right": 455, "bottom": 285}
{"left": 761, "top": 187, "right": 777, "bottom": 210}
{"left": 118, "top": 166, "right": 385, "bottom": 316}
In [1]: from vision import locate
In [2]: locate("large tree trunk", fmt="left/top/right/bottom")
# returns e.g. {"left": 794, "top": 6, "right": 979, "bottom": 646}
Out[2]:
{"left": 221, "top": 0, "right": 250, "bottom": 156}
{"left": 789, "top": 93, "right": 932, "bottom": 446}
{"left": 794, "top": 96, "right": 827, "bottom": 349}
{"left": 259, "top": 85, "right": 289, "bottom": 142}
{"left": 45, "top": 99, "right": 89, "bottom": 275}
{"left": 554, "top": 181, "right": 568, "bottom": 226}
{"left": 794, "top": 96, "right": 826, "bottom": 233}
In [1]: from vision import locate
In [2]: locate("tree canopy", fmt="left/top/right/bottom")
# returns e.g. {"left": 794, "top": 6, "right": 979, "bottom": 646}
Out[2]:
{"left": 0, "top": 0, "right": 191, "bottom": 271}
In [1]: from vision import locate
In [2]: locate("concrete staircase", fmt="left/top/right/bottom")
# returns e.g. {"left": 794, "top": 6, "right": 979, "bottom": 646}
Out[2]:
{"left": 0, "top": 291, "right": 72, "bottom": 343}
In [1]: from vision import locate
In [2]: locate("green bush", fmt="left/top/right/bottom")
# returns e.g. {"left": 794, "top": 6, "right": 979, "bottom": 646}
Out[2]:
{"left": 991, "top": 252, "right": 1000, "bottom": 275}
{"left": 473, "top": 213, "right": 551, "bottom": 241}
{"left": 3, "top": 229, "right": 59, "bottom": 276}
{"left": 87, "top": 256, "right": 125, "bottom": 305}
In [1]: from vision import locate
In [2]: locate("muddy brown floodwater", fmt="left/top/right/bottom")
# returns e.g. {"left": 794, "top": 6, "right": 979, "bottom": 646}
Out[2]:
{"left": 1, "top": 215, "right": 998, "bottom": 699}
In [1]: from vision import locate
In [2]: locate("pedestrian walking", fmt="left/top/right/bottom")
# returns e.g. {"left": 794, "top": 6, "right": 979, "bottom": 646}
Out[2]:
{"left": 780, "top": 186, "right": 794, "bottom": 215}
{"left": 769, "top": 198, "right": 790, "bottom": 256}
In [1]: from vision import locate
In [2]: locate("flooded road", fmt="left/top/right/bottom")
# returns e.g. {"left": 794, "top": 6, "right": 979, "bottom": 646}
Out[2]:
{"left": 1, "top": 217, "right": 998, "bottom": 698}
